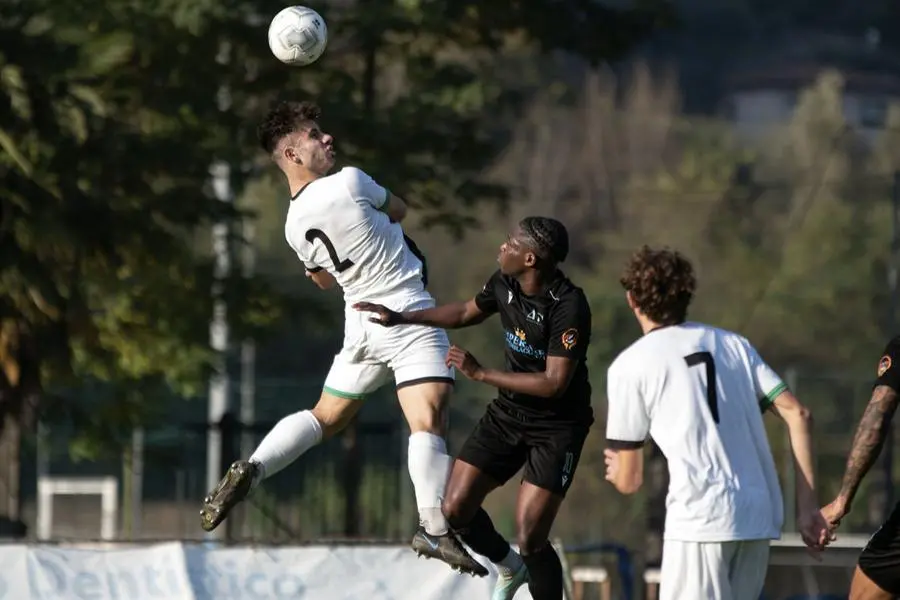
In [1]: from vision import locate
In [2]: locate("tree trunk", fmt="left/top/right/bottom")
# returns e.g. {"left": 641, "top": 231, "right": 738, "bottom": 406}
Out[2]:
{"left": 0, "top": 414, "right": 21, "bottom": 523}
{"left": 0, "top": 319, "right": 43, "bottom": 537}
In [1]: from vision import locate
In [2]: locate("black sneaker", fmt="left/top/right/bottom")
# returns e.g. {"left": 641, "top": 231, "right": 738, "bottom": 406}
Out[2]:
{"left": 200, "top": 460, "right": 257, "bottom": 532}
{"left": 410, "top": 526, "right": 489, "bottom": 577}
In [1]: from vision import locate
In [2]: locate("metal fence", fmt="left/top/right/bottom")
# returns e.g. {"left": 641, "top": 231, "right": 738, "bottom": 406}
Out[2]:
{"left": 21, "top": 377, "right": 414, "bottom": 542}
{"left": 13, "top": 366, "right": 900, "bottom": 548}
{"left": 28, "top": 417, "right": 410, "bottom": 542}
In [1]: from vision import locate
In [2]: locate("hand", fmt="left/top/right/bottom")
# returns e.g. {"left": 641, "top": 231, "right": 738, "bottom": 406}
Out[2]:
{"left": 604, "top": 449, "right": 619, "bottom": 484}
{"left": 445, "top": 345, "right": 484, "bottom": 380}
{"left": 797, "top": 506, "right": 832, "bottom": 560}
{"left": 352, "top": 302, "right": 403, "bottom": 326}
{"left": 821, "top": 497, "right": 849, "bottom": 531}
{"left": 820, "top": 497, "right": 848, "bottom": 549}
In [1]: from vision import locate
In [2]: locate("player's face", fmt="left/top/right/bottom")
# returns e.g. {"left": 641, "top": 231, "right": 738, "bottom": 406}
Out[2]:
{"left": 497, "top": 227, "right": 537, "bottom": 276}
{"left": 286, "top": 122, "right": 335, "bottom": 174}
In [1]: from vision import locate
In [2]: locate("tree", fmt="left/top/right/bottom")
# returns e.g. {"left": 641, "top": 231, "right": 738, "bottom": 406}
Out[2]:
{"left": 1, "top": 0, "right": 672, "bottom": 534}
{"left": 0, "top": 0, "right": 285, "bottom": 530}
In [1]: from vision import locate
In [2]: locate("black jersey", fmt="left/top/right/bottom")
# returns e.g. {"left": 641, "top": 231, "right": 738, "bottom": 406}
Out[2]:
{"left": 474, "top": 269, "right": 592, "bottom": 420}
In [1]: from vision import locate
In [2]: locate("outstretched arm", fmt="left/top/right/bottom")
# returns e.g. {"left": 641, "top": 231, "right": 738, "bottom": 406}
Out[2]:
{"left": 354, "top": 270, "right": 502, "bottom": 329}
{"left": 354, "top": 298, "right": 491, "bottom": 330}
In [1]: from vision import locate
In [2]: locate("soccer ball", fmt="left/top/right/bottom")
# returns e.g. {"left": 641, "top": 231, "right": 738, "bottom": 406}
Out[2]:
{"left": 267, "top": 6, "right": 328, "bottom": 66}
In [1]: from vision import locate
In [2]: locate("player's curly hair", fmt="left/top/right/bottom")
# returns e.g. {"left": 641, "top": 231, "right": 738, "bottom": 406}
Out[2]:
{"left": 257, "top": 100, "right": 322, "bottom": 155}
{"left": 620, "top": 245, "right": 696, "bottom": 325}
{"left": 519, "top": 216, "right": 569, "bottom": 265}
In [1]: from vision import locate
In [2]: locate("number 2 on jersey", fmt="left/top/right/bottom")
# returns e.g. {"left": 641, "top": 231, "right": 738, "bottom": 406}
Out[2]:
{"left": 305, "top": 229, "right": 354, "bottom": 272}
{"left": 684, "top": 351, "right": 718, "bottom": 423}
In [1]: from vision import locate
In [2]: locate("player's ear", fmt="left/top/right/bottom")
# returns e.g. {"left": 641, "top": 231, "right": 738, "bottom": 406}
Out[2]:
{"left": 524, "top": 252, "right": 537, "bottom": 267}
{"left": 625, "top": 290, "right": 636, "bottom": 310}
{"left": 283, "top": 145, "right": 301, "bottom": 164}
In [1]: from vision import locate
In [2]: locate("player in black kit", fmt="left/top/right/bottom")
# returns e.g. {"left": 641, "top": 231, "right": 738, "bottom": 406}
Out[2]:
{"left": 354, "top": 217, "right": 593, "bottom": 600}
{"left": 822, "top": 337, "right": 900, "bottom": 599}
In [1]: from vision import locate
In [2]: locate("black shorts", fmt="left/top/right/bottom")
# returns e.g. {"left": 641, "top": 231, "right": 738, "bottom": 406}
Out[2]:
{"left": 859, "top": 501, "right": 900, "bottom": 595}
{"left": 456, "top": 401, "right": 593, "bottom": 497}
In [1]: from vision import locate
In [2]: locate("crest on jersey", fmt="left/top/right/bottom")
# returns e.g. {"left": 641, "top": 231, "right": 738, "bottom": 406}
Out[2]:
{"left": 879, "top": 355, "right": 892, "bottom": 378}
{"left": 561, "top": 328, "right": 578, "bottom": 350}
{"left": 514, "top": 328, "right": 526, "bottom": 341}
{"left": 526, "top": 309, "right": 544, "bottom": 324}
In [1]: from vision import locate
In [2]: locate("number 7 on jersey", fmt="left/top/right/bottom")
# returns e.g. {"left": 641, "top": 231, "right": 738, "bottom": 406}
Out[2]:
{"left": 684, "top": 351, "right": 718, "bottom": 424}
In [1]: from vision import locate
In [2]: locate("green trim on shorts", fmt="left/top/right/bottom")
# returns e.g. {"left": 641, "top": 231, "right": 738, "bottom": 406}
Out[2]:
{"left": 323, "top": 386, "right": 366, "bottom": 401}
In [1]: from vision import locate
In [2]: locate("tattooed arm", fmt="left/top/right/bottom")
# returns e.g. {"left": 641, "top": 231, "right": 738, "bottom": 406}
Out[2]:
{"left": 820, "top": 384, "right": 900, "bottom": 536}
{"left": 823, "top": 339, "right": 900, "bottom": 532}
{"left": 827, "top": 385, "right": 900, "bottom": 522}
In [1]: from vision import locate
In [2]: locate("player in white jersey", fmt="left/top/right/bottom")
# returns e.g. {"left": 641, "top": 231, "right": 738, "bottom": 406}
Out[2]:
{"left": 200, "top": 100, "right": 486, "bottom": 577}
{"left": 603, "top": 246, "right": 829, "bottom": 600}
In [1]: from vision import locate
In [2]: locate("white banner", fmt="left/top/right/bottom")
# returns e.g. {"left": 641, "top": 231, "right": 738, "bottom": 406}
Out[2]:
{"left": 0, "top": 543, "right": 536, "bottom": 599}
{"left": 11, "top": 542, "right": 194, "bottom": 600}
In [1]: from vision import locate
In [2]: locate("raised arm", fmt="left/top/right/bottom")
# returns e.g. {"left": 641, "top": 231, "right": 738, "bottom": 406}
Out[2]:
{"left": 382, "top": 192, "right": 407, "bottom": 223}
{"left": 344, "top": 166, "right": 407, "bottom": 223}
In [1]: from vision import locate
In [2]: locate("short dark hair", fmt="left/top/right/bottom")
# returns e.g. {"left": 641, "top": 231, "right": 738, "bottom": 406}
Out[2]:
{"left": 620, "top": 245, "right": 696, "bottom": 325}
{"left": 519, "top": 216, "right": 569, "bottom": 265}
{"left": 257, "top": 100, "right": 322, "bottom": 154}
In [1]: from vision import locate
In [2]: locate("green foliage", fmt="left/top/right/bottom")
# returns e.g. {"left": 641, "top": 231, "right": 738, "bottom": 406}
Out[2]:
{"left": 0, "top": 0, "right": 667, "bottom": 483}
{"left": 0, "top": 0, "right": 283, "bottom": 463}
{"left": 403, "top": 67, "right": 900, "bottom": 543}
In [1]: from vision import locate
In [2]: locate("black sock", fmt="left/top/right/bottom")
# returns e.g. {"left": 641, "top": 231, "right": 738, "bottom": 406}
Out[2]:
{"left": 523, "top": 543, "right": 563, "bottom": 600}
{"left": 453, "top": 508, "right": 511, "bottom": 563}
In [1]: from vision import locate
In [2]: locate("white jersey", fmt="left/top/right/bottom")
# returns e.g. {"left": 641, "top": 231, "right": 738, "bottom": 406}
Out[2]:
{"left": 284, "top": 167, "right": 427, "bottom": 305}
{"left": 605, "top": 322, "right": 786, "bottom": 542}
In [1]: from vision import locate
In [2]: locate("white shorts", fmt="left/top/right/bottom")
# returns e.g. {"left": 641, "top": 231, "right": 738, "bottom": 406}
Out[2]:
{"left": 323, "top": 293, "right": 454, "bottom": 399}
{"left": 660, "top": 539, "right": 770, "bottom": 600}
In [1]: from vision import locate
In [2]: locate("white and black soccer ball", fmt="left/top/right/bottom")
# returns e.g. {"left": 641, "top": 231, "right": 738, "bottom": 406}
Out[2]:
{"left": 267, "top": 6, "right": 328, "bottom": 66}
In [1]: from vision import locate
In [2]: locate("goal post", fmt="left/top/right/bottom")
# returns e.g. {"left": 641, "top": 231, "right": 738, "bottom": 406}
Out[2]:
{"left": 36, "top": 476, "right": 119, "bottom": 541}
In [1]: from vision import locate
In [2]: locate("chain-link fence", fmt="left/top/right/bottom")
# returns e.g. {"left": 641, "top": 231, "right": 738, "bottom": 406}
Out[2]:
{"left": 17, "top": 364, "right": 896, "bottom": 548}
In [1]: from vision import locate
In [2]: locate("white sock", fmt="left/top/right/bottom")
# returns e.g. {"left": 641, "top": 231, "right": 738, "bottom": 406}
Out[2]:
{"left": 407, "top": 431, "right": 451, "bottom": 536}
{"left": 497, "top": 548, "right": 524, "bottom": 577}
{"left": 249, "top": 410, "right": 323, "bottom": 487}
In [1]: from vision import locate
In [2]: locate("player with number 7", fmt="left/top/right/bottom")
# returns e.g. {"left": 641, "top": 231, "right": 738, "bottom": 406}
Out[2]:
{"left": 602, "top": 245, "right": 830, "bottom": 600}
